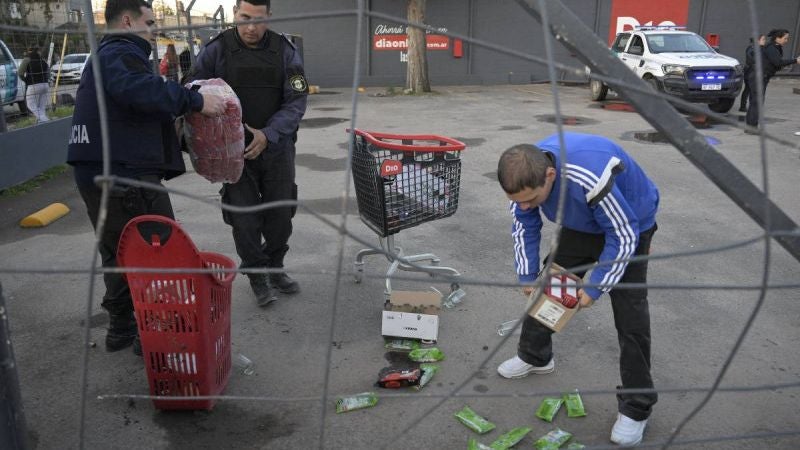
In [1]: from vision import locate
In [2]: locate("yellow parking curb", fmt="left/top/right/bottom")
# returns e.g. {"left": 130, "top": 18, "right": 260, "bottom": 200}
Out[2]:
{"left": 20, "top": 203, "right": 70, "bottom": 228}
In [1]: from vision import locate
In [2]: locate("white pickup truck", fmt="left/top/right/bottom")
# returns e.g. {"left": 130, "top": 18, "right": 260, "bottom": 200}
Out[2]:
{"left": 590, "top": 27, "right": 744, "bottom": 113}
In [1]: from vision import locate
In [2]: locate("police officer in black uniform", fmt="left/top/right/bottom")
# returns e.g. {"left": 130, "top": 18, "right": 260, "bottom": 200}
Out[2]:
{"left": 188, "top": 0, "right": 308, "bottom": 307}
{"left": 67, "top": 0, "right": 224, "bottom": 354}
{"left": 745, "top": 29, "right": 800, "bottom": 130}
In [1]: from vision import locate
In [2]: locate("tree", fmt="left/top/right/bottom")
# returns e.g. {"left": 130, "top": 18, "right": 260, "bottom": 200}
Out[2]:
{"left": 405, "top": 0, "right": 430, "bottom": 93}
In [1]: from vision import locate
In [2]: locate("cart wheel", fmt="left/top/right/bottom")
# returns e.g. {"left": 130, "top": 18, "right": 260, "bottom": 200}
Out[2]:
{"left": 354, "top": 262, "right": 363, "bottom": 284}
{"left": 445, "top": 284, "right": 466, "bottom": 308}
{"left": 428, "top": 259, "right": 441, "bottom": 277}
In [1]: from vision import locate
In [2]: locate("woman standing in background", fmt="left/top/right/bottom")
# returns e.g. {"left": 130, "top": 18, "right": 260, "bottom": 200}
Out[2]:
{"left": 20, "top": 47, "right": 50, "bottom": 123}
{"left": 160, "top": 43, "right": 180, "bottom": 82}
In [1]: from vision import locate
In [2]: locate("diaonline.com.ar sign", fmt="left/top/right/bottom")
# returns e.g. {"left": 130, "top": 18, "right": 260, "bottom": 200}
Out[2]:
{"left": 608, "top": 0, "right": 690, "bottom": 43}
{"left": 372, "top": 34, "right": 450, "bottom": 51}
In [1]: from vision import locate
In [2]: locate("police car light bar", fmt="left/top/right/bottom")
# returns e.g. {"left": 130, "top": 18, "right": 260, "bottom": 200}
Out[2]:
{"left": 634, "top": 25, "right": 687, "bottom": 31}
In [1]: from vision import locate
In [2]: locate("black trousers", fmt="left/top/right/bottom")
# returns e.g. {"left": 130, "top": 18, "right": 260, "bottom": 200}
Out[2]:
{"left": 78, "top": 175, "right": 174, "bottom": 315}
{"left": 745, "top": 74, "right": 770, "bottom": 127}
{"left": 739, "top": 74, "right": 751, "bottom": 110}
{"left": 221, "top": 159, "right": 297, "bottom": 270}
{"left": 518, "top": 225, "right": 657, "bottom": 421}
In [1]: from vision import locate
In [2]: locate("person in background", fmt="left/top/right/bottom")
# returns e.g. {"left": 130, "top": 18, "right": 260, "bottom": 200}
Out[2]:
{"left": 738, "top": 34, "right": 766, "bottom": 112}
{"left": 745, "top": 29, "right": 800, "bottom": 131}
{"left": 67, "top": 0, "right": 224, "bottom": 355}
{"left": 496, "top": 132, "right": 660, "bottom": 446}
{"left": 178, "top": 45, "right": 192, "bottom": 77}
{"left": 20, "top": 47, "right": 50, "bottom": 122}
{"left": 187, "top": 0, "right": 308, "bottom": 307}
{"left": 160, "top": 43, "right": 180, "bottom": 81}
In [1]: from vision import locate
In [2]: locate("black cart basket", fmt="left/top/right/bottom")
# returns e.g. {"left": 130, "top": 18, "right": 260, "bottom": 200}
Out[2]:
{"left": 350, "top": 129, "right": 465, "bottom": 237}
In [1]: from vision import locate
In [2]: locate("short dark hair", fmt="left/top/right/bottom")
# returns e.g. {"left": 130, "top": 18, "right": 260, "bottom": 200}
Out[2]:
{"left": 105, "top": 0, "right": 151, "bottom": 25}
{"left": 767, "top": 29, "right": 790, "bottom": 42}
{"left": 236, "top": 0, "right": 271, "bottom": 9}
{"left": 497, "top": 144, "right": 554, "bottom": 194}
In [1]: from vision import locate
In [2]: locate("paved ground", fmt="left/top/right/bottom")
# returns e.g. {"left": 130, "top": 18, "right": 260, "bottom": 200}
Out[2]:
{"left": 1, "top": 79, "right": 799, "bottom": 449}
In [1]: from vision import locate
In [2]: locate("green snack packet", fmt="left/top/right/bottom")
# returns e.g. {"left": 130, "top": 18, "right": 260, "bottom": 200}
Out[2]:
{"left": 489, "top": 427, "right": 532, "bottom": 449}
{"left": 454, "top": 406, "right": 496, "bottom": 434}
{"left": 408, "top": 347, "right": 445, "bottom": 362}
{"left": 563, "top": 390, "right": 586, "bottom": 418}
{"left": 468, "top": 438, "right": 493, "bottom": 450}
{"left": 534, "top": 428, "right": 572, "bottom": 450}
{"left": 335, "top": 392, "right": 378, "bottom": 413}
{"left": 384, "top": 338, "right": 420, "bottom": 351}
{"left": 566, "top": 443, "right": 586, "bottom": 449}
{"left": 535, "top": 397, "right": 564, "bottom": 422}
{"left": 413, "top": 363, "right": 439, "bottom": 390}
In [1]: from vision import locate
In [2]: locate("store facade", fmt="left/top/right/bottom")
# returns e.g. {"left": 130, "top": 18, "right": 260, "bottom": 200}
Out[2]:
{"left": 272, "top": 0, "right": 800, "bottom": 87}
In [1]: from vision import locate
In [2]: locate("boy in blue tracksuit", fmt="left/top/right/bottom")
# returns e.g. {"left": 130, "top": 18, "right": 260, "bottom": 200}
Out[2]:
{"left": 496, "top": 132, "right": 659, "bottom": 446}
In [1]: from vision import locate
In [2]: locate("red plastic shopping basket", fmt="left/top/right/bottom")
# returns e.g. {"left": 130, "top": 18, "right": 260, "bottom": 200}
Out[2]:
{"left": 117, "top": 215, "right": 236, "bottom": 410}
{"left": 349, "top": 129, "right": 465, "bottom": 237}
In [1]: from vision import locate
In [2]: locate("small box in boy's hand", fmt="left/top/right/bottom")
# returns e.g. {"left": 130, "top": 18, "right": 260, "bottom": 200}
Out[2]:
{"left": 527, "top": 265, "right": 582, "bottom": 332}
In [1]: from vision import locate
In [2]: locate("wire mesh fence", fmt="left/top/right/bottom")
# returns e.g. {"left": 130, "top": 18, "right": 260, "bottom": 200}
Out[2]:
{"left": 1, "top": 0, "right": 799, "bottom": 449}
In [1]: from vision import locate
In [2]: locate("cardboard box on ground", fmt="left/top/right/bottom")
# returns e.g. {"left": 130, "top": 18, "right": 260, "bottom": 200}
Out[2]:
{"left": 526, "top": 263, "right": 583, "bottom": 332}
{"left": 382, "top": 290, "right": 441, "bottom": 341}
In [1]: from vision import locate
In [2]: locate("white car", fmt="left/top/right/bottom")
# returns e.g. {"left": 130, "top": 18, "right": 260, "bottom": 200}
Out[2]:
{"left": 0, "top": 39, "right": 27, "bottom": 113}
{"left": 590, "top": 27, "right": 743, "bottom": 113}
{"left": 50, "top": 53, "right": 89, "bottom": 84}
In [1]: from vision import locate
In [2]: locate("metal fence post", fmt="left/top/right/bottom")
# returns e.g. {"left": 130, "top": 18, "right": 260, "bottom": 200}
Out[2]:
{"left": 0, "top": 108, "right": 7, "bottom": 134}
{"left": 185, "top": 0, "right": 197, "bottom": 66}
{"left": 0, "top": 282, "right": 28, "bottom": 450}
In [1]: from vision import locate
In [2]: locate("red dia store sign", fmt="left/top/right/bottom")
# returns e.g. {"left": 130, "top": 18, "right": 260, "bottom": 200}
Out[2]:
{"left": 608, "top": 0, "right": 690, "bottom": 43}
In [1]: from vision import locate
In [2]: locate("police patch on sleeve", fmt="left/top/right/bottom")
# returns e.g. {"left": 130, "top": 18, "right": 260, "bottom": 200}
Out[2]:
{"left": 289, "top": 74, "right": 308, "bottom": 93}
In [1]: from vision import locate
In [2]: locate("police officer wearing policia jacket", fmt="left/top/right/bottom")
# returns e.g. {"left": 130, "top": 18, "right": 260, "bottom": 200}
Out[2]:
{"left": 187, "top": 0, "right": 308, "bottom": 307}
{"left": 67, "top": 0, "right": 225, "bottom": 354}
{"left": 497, "top": 133, "right": 659, "bottom": 446}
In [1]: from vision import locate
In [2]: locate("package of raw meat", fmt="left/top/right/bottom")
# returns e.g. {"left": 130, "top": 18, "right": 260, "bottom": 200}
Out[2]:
{"left": 183, "top": 78, "right": 245, "bottom": 183}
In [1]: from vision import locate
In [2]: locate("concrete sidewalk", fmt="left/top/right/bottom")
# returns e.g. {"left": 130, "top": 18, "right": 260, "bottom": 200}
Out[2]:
{"left": 1, "top": 80, "right": 799, "bottom": 449}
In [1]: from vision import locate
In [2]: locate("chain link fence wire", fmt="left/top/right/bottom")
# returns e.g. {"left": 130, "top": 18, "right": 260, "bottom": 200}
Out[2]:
{"left": 0, "top": 0, "right": 798, "bottom": 448}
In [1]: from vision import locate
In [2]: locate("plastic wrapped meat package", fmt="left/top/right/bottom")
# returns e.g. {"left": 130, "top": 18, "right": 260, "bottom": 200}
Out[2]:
{"left": 183, "top": 78, "right": 245, "bottom": 183}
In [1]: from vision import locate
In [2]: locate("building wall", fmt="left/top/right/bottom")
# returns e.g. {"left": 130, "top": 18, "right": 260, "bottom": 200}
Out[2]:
{"left": 19, "top": 0, "right": 79, "bottom": 28}
{"left": 267, "top": 0, "right": 800, "bottom": 87}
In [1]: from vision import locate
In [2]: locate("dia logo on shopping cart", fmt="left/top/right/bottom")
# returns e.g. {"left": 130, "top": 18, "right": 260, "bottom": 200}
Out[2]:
{"left": 380, "top": 159, "right": 402, "bottom": 177}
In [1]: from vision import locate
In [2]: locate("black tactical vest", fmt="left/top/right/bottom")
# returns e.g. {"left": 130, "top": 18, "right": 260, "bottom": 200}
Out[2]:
{"left": 221, "top": 29, "right": 284, "bottom": 130}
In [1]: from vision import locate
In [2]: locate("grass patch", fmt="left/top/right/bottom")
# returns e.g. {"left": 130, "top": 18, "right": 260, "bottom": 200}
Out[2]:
{"left": 0, "top": 165, "right": 69, "bottom": 198}
{"left": 7, "top": 105, "right": 74, "bottom": 131}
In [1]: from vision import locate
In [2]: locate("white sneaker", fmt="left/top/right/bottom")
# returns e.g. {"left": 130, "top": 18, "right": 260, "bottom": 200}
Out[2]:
{"left": 497, "top": 355, "right": 554, "bottom": 378}
{"left": 610, "top": 413, "right": 647, "bottom": 446}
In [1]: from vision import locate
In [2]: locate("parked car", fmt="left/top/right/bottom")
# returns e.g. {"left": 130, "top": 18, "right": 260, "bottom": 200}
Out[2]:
{"left": 589, "top": 26, "right": 743, "bottom": 113}
{"left": 50, "top": 53, "right": 89, "bottom": 84}
{"left": 0, "top": 39, "right": 27, "bottom": 113}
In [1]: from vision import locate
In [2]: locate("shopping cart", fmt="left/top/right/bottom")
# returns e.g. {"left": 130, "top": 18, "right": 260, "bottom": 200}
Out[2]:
{"left": 117, "top": 215, "right": 236, "bottom": 410}
{"left": 349, "top": 129, "right": 466, "bottom": 303}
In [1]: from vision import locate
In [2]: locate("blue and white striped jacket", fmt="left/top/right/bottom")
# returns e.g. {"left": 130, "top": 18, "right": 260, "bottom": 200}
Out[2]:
{"left": 511, "top": 132, "right": 659, "bottom": 300}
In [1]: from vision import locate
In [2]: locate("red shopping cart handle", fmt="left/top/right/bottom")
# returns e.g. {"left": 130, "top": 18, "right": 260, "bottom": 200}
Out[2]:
{"left": 348, "top": 129, "right": 465, "bottom": 152}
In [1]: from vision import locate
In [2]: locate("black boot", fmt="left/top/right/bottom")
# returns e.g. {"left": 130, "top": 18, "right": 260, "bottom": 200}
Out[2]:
{"left": 248, "top": 274, "right": 277, "bottom": 307}
{"left": 106, "top": 312, "right": 138, "bottom": 352}
{"left": 269, "top": 272, "right": 300, "bottom": 294}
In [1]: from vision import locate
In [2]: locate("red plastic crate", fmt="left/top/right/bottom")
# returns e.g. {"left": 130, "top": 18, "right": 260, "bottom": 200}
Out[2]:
{"left": 117, "top": 215, "right": 236, "bottom": 410}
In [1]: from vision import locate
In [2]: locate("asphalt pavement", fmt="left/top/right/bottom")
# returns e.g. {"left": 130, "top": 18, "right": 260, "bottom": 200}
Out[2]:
{"left": 1, "top": 79, "right": 799, "bottom": 449}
